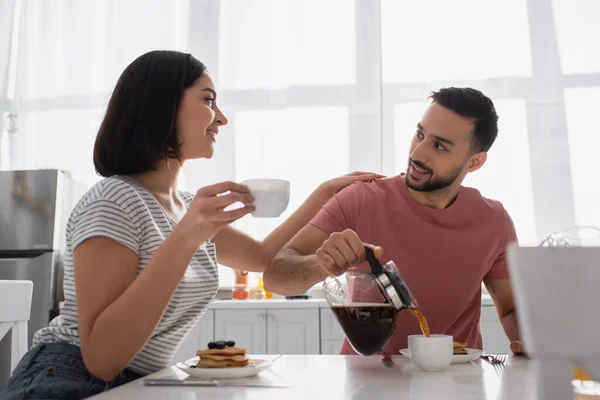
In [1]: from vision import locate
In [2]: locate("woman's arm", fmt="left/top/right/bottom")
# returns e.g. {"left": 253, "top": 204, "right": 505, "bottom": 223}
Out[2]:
{"left": 76, "top": 182, "right": 253, "bottom": 381}
{"left": 214, "top": 172, "right": 382, "bottom": 272}
{"left": 213, "top": 187, "right": 331, "bottom": 272}
{"left": 76, "top": 228, "right": 201, "bottom": 381}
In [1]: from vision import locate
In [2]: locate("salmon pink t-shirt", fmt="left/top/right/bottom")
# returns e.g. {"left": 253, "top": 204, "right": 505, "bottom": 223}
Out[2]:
{"left": 310, "top": 174, "right": 517, "bottom": 354}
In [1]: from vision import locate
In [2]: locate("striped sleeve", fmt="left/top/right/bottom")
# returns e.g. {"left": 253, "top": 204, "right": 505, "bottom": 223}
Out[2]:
{"left": 71, "top": 198, "right": 141, "bottom": 254}
{"left": 180, "top": 191, "right": 216, "bottom": 243}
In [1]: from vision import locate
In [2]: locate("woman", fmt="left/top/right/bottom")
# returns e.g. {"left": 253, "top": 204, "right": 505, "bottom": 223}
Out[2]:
{"left": 1, "top": 50, "right": 380, "bottom": 399}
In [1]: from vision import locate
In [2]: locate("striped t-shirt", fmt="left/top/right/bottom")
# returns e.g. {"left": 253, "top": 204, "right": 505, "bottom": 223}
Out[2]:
{"left": 33, "top": 175, "right": 219, "bottom": 375}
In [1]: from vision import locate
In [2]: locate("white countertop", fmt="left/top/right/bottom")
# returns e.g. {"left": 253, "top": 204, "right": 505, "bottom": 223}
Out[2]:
{"left": 59, "top": 295, "right": 495, "bottom": 310}
{"left": 208, "top": 295, "right": 495, "bottom": 308}
{"left": 209, "top": 298, "right": 329, "bottom": 309}
{"left": 89, "top": 354, "right": 554, "bottom": 400}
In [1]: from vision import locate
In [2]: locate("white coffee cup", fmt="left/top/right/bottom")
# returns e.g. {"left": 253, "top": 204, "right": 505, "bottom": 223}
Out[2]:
{"left": 240, "top": 179, "right": 290, "bottom": 218}
{"left": 408, "top": 334, "right": 453, "bottom": 372}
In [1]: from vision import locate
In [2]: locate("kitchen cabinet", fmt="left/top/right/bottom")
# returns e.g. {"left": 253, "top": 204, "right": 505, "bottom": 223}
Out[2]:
{"left": 267, "top": 309, "right": 320, "bottom": 354}
{"left": 171, "top": 310, "right": 215, "bottom": 365}
{"left": 212, "top": 308, "right": 320, "bottom": 355}
{"left": 214, "top": 309, "right": 268, "bottom": 354}
{"left": 169, "top": 300, "right": 509, "bottom": 362}
{"left": 480, "top": 305, "right": 510, "bottom": 353}
{"left": 320, "top": 306, "right": 345, "bottom": 354}
{"left": 321, "top": 340, "right": 344, "bottom": 355}
{"left": 320, "top": 307, "right": 345, "bottom": 340}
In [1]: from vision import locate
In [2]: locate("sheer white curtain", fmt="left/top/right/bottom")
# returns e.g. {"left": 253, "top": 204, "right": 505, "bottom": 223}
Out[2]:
{"left": 4, "top": 0, "right": 600, "bottom": 286}
{"left": 180, "top": 0, "right": 380, "bottom": 286}
{"left": 381, "top": 0, "right": 600, "bottom": 246}
{"left": 7, "top": 0, "right": 191, "bottom": 184}
{"left": 382, "top": 0, "right": 535, "bottom": 245}
{"left": 0, "top": 0, "right": 17, "bottom": 170}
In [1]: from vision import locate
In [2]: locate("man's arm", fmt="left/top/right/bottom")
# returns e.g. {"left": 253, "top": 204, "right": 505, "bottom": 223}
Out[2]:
{"left": 213, "top": 172, "right": 382, "bottom": 273}
{"left": 263, "top": 225, "right": 330, "bottom": 296}
{"left": 263, "top": 225, "right": 383, "bottom": 296}
{"left": 264, "top": 180, "right": 385, "bottom": 296}
{"left": 213, "top": 185, "right": 333, "bottom": 273}
{"left": 483, "top": 277, "right": 525, "bottom": 355}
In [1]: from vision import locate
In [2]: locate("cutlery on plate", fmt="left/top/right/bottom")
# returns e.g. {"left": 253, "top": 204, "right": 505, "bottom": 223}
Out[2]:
{"left": 481, "top": 353, "right": 507, "bottom": 364}
{"left": 144, "top": 378, "right": 291, "bottom": 387}
{"left": 271, "top": 354, "right": 284, "bottom": 363}
{"left": 481, "top": 354, "right": 507, "bottom": 378}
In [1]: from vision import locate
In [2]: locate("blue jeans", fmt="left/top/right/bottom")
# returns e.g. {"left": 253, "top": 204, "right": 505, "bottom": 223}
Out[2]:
{"left": 0, "top": 342, "right": 143, "bottom": 399}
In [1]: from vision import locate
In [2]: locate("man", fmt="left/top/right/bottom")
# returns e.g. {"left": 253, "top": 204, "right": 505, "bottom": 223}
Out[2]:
{"left": 263, "top": 87, "right": 525, "bottom": 355}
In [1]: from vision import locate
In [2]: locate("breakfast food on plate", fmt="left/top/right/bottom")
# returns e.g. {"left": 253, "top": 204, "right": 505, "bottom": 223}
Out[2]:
{"left": 453, "top": 341, "right": 468, "bottom": 355}
{"left": 207, "top": 340, "right": 236, "bottom": 349}
{"left": 195, "top": 340, "right": 252, "bottom": 368}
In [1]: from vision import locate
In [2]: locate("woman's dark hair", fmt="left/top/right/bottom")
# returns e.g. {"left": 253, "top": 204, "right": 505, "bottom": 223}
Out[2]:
{"left": 94, "top": 50, "right": 207, "bottom": 177}
{"left": 429, "top": 87, "right": 499, "bottom": 153}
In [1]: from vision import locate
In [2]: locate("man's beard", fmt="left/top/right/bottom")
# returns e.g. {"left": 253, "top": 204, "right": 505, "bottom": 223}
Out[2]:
{"left": 405, "top": 159, "right": 465, "bottom": 192}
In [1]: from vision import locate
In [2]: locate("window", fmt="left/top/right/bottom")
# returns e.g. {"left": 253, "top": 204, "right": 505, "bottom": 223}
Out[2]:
{"left": 0, "top": 113, "right": 10, "bottom": 170}
{"left": 16, "top": 0, "right": 191, "bottom": 99}
{"left": 564, "top": 86, "right": 600, "bottom": 227}
{"left": 218, "top": 0, "right": 355, "bottom": 89}
{"left": 553, "top": 0, "right": 600, "bottom": 74}
{"left": 232, "top": 106, "right": 349, "bottom": 240}
{"left": 463, "top": 99, "right": 536, "bottom": 244}
{"left": 211, "top": 0, "right": 359, "bottom": 285}
{"left": 0, "top": 0, "right": 15, "bottom": 99}
{"left": 11, "top": 109, "right": 104, "bottom": 184}
{"left": 5, "top": 2, "right": 600, "bottom": 288}
{"left": 381, "top": 0, "right": 532, "bottom": 83}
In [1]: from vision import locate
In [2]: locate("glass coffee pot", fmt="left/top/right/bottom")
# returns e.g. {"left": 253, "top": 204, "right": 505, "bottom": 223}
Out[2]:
{"left": 323, "top": 247, "right": 418, "bottom": 355}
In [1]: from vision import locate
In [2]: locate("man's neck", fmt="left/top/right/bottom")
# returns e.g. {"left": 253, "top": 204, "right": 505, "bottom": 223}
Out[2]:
{"left": 402, "top": 175, "right": 460, "bottom": 210}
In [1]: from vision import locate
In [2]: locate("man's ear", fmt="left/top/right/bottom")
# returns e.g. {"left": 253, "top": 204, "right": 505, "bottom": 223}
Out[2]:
{"left": 467, "top": 152, "right": 487, "bottom": 173}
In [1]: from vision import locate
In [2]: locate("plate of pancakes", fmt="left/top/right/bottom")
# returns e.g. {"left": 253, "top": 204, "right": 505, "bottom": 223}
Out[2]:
{"left": 399, "top": 341, "right": 484, "bottom": 364}
{"left": 175, "top": 340, "right": 273, "bottom": 379}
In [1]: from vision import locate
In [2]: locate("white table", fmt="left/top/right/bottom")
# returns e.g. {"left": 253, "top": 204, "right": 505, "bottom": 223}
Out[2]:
{"left": 89, "top": 354, "right": 583, "bottom": 400}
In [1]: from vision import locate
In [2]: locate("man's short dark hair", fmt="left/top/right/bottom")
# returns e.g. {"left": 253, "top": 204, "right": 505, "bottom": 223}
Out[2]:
{"left": 93, "top": 50, "right": 207, "bottom": 177}
{"left": 429, "top": 87, "right": 499, "bottom": 153}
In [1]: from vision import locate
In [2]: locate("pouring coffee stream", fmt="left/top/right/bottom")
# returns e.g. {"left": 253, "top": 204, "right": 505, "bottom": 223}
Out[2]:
{"left": 323, "top": 246, "right": 431, "bottom": 356}
{"left": 364, "top": 246, "right": 431, "bottom": 337}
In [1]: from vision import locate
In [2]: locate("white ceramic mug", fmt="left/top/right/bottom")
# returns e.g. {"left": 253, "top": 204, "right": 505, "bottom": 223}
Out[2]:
{"left": 408, "top": 334, "right": 453, "bottom": 372}
{"left": 240, "top": 179, "right": 290, "bottom": 218}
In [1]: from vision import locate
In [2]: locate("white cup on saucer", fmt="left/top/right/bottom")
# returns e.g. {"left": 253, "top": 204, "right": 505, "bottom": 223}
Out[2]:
{"left": 240, "top": 179, "right": 290, "bottom": 218}
{"left": 408, "top": 334, "right": 453, "bottom": 372}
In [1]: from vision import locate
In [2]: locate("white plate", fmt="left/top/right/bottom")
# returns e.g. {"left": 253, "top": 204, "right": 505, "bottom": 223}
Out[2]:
{"left": 399, "top": 348, "right": 484, "bottom": 364}
{"left": 175, "top": 357, "right": 273, "bottom": 379}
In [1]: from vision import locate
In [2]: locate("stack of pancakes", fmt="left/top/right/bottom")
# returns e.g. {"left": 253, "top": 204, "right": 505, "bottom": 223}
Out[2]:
{"left": 453, "top": 341, "right": 468, "bottom": 355}
{"left": 196, "top": 346, "right": 251, "bottom": 368}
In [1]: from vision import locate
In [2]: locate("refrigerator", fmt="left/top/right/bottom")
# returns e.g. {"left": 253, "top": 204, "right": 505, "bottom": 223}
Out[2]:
{"left": 0, "top": 169, "right": 87, "bottom": 385}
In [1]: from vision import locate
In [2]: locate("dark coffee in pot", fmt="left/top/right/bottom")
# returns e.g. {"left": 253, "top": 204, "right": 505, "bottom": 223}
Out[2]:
{"left": 332, "top": 303, "right": 396, "bottom": 355}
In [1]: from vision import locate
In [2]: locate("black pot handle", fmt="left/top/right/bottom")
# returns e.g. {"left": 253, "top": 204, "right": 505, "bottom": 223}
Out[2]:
{"left": 364, "top": 246, "right": 383, "bottom": 275}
